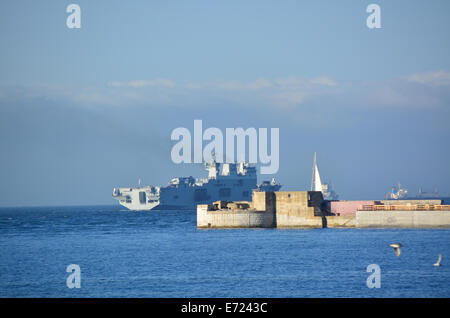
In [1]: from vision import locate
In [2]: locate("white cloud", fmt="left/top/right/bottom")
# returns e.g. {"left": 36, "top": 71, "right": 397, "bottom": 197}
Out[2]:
{"left": 215, "top": 80, "right": 244, "bottom": 90}
{"left": 109, "top": 79, "right": 176, "bottom": 88}
{"left": 102, "top": 75, "right": 339, "bottom": 110}
{"left": 274, "top": 76, "right": 304, "bottom": 87}
{"left": 213, "top": 78, "right": 272, "bottom": 90}
{"left": 108, "top": 76, "right": 337, "bottom": 98}
{"left": 310, "top": 76, "right": 337, "bottom": 87}
{"left": 407, "top": 70, "right": 450, "bottom": 86}
{"left": 247, "top": 78, "right": 272, "bottom": 89}
{"left": 273, "top": 76, "right": 338, "bottom": 87}
{"left": 108, "top": 81, "right": 122, "bottom": 87}
{"left": 7, "top": 71, "right": 446, "bottom": 114}
{"left": 272, "top": 91, "right": 308, "bottom": 108}
{"left": 360, "top": 78, "right": 448, "bottom": 110}
{"left": 74, "top": 93, "right": 120, "bottom": 106}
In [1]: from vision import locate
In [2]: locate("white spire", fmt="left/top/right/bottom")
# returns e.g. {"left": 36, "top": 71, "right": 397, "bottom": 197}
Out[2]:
{"left": 311, "top": 152, "right": 323, "bottom": 192}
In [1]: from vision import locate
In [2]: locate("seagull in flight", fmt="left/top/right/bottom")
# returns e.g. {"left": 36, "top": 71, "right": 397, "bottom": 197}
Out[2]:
{"left": 434, "top": 254, "right": 442, "bottom": 267}
{"left": 389, "top": 243, "right": 402, "bottom": 257}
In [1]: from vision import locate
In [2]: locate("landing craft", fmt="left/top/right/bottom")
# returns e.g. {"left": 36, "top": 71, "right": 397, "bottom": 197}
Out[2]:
{"left": 112, "top": 159, "right": 281, "bottom": 211}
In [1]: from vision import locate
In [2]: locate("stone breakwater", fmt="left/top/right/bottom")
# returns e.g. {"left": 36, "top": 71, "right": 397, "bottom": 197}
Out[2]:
{"left": 197, "top": 191, "right": 450, "bottom": 229}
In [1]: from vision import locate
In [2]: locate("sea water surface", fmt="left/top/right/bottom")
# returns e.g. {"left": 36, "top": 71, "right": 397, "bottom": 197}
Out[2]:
{"left": 0, "top": 205, "right": 449, "bottom": 298}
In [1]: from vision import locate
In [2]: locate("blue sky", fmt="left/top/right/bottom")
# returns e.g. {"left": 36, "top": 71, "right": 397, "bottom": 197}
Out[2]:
{"left": 0, "top": 0, "right": 449, "bottom": 206}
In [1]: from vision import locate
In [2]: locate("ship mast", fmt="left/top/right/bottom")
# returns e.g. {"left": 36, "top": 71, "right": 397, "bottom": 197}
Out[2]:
{"left": 205, "top": 157, "right": 219, "bottom": 179}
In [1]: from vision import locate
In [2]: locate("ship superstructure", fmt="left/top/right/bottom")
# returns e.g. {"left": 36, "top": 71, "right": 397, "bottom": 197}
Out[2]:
{"left": 112, "top": 160, "right": 282, "bottom": 210}
{"left": 386, "top": 182, "right": 408, "bottom": 200}
{"left": 386, "top": 184, "right": 450, "bottom": 204}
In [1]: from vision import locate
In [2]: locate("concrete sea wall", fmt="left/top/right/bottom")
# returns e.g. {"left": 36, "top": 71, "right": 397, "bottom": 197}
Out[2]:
{"left": 274, "top": 191, "right": 323, "bottom": 228}
{"left": 356, "top": 210, "right": 450, "bottom": 228}
{"left": 197, "top": 205, "right": 274, "bottom": 228}
{"left": 325, "top": 215, "right": 356, "bottom": 228}
{"left": 379, "top": 199, "right": 442, "bottom": 205}
{"left": 197, "top": 191, "right": 450, "bottom": 229}
{"left": 197, "top": 191, "right": 275, "bottom": 228}
{"left": 197, "top": 191, "right": 348, "bottom": 229}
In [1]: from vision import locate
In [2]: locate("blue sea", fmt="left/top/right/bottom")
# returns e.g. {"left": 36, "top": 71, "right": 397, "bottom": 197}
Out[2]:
{"left": 0, "top": 205, "right": 449, "bottom": 298}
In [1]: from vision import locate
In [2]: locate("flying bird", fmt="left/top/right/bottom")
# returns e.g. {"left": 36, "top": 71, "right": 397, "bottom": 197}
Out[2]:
{"left": 389, "top": 243, "right": 402, "bottom": 257}
{"left": 433, "top": 254, "right": 442, "bottom": 267}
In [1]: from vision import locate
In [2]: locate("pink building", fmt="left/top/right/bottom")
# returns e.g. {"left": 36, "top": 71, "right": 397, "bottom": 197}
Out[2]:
{"left": 328, "top": 201, "right": 375, "bottom": 216}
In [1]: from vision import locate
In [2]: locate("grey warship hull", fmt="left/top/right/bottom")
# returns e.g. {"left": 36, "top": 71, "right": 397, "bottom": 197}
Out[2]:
{"left": 112, "top": 161, "right": 281, "bottom": 211}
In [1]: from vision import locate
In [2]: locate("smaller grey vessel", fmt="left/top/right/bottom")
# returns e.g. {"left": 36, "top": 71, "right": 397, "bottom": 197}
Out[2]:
{"left": 112, "top": 159, "right": 282, "bottom": 211}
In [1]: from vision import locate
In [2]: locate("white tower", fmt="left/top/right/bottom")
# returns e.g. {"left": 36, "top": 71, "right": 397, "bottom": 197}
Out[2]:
{"left": 311, "top": 152, "right": 323, "bottom": 192}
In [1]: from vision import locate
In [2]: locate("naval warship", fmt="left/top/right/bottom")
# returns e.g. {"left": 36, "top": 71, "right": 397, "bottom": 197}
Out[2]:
{"left": 112, "top": 160, "right": 282, "bottom": 210}
{"left": 387, "top": 183, "right": 450, "bottom": 204}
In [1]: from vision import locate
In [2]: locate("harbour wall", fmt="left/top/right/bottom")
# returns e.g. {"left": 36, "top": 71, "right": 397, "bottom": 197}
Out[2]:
{"left": 325, "top": 215, "right": 356, "bottom": 228}
{"left": 197, "top": 191, "right": 355, "bottom": 229}
{"left": 197, "top": 191, "right": 275, "bottom": 228}
{"left": 197, "top": 205, "right": 274, "bottom": 228}
{"left": 356, "top": 210, "right": 450, "bottom": 228}
{"left": 273, "top": 191, "right": 322, "bottom": 228}
{"left": 379, "top": 199, "right": 442, "bottom": 205}
{"left": 327, "top": 199, "right": 443, "bottom": 216}
{"left": 197, "top": 191, "right": 450, "bottom": 229}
